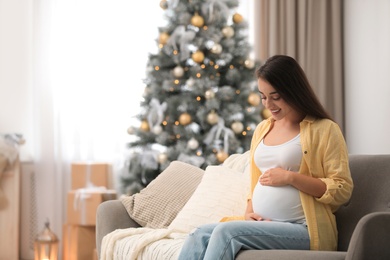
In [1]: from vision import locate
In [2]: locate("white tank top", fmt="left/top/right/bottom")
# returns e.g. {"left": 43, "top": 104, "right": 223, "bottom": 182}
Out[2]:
{"left": 251, "top": 134, "right": 305, "bottom": 223}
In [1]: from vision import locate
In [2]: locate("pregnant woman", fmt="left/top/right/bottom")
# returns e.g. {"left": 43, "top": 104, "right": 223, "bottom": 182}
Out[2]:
{"left": 177, "top": 55, "right": 353, "bottom": 260}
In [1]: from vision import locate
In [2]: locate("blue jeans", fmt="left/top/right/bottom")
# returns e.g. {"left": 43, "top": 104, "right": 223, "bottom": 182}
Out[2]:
{"left": 177, "top": 220, "right": 310, "bottom": 260}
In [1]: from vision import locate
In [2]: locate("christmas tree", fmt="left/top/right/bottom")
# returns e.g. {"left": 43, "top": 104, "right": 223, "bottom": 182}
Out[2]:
{"left": 121, "top": 0, "right": 266, "bottom": 195}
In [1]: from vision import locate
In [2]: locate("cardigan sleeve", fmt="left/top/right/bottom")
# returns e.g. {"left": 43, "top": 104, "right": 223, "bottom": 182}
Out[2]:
{"left": 314, "top": 122, "right": 354, "bottom": 212}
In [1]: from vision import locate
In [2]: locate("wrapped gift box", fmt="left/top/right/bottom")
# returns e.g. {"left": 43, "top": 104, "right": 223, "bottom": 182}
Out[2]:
{"left": 62, "top": 224, "right": 95, "bottom": 260}
{"left": 71, "top": 162, "right": 113, "bottom": 189}
{"left": 67, "top": 189, "right": 117, "bottom": 226}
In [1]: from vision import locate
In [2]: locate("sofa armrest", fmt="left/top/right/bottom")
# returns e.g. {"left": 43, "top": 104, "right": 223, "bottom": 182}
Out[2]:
{"left": 345, "top": 212, "right": 390, "bottom": 260}
{"left": 96, "top": 200, "right": 141, "bottom": 259}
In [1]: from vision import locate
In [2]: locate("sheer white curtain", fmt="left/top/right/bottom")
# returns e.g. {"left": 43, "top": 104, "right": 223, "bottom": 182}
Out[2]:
{"left": 33, "top": 0, "right": 163, "bottom": 247}
{"left": 32, "top": 0, "right": 253, "bottom": 253}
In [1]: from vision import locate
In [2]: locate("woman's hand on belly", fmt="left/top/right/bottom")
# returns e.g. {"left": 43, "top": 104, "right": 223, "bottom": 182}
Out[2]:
{"left": 245, "top": 200, "right": 272, "bottom": 221}
{"left": 245, "top": 212, "right": 270, "bottom": 221}
{"left": 245, "top": 212, "right": 261, "bottom": 221}
{"left": 259, "top": 167, "right": 293, "bottom": 186}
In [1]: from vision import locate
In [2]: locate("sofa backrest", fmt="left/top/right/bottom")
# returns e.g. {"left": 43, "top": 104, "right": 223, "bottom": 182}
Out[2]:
{"left": 335, "top": 154, "right": 390, "bottom": 251}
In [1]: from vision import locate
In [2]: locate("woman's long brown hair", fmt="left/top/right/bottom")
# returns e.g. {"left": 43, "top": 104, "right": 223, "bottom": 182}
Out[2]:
{"left": 256, "top": 55, "right": 333, "bottom": 121}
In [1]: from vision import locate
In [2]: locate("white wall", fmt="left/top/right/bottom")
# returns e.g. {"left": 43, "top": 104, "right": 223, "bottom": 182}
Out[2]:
{"left": 0, "top": 0, "right": 34, "bottom": 161}
{"left": 344, "top": 0, "right": 390, "bottom": 154}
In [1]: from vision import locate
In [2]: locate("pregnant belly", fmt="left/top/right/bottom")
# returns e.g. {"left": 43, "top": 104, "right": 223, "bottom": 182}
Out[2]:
{"left": 252, "top": 183, "right": 305, "bottom": 222}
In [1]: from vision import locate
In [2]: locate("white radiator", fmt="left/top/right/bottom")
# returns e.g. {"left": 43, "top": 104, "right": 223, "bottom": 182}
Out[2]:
{"left": 20, "top": 161, "right": 37, "bottom": 260}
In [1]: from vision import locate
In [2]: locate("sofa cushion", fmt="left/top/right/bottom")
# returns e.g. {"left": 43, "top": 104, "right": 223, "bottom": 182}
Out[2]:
{"left": 120, "top": 161, "right": 204, "bottom": 229}
{"left": 168, "top": 164, "right": 250, "bottom": 233}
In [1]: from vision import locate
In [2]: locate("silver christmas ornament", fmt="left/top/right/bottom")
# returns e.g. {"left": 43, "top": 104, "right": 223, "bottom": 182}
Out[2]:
{"left": 222, "top": 26, "right": 234, "bottom": 38}
{"left": 207, "top": 111, "right": 219, "bottom": 125}
{"left": 204, "top": 89, "right": 215, "bottom": 99}
{"left": 211, "top": 43, "right": 223, "bottom": 54}
{"left": 158, "top": 153, "right": 168, "bottom": 164}
{"left": 244, "top": 59, "right": 255, "bottom": 69}
{"left": 152, "top": 125, "right": 163, "bottom": 135}
{"left": 187, "top": 138, "right": 199, "bottom": 150}
{"left": 173, "top": 66, "right": 185, "bottom": 77}
{"left": 127, "top": 126, "right": 135, "bottom": 135}
{"left": 231, "top": 121, "right": 244, "bottom": 134}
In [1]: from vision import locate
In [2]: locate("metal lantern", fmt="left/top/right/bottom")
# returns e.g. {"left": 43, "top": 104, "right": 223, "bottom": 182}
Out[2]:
{"left": 34, "top": 220, "right": 59, "bottom": 260}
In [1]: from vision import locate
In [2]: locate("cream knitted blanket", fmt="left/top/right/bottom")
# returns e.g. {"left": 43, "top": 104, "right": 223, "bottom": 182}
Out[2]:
{"left": 100, "top": 227, "right": 187, "bottom": 260}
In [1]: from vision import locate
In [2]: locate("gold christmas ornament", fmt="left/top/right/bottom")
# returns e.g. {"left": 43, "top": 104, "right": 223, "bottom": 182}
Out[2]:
{"left": 159, "top": 0, "right": 168, "bottom": 10}
{"left": 231, "top": 121, "right": 244, "bottom": 134}
{"left": 192, "top": 50, "right": 205, "bottom": 63}
{"left": 159, "top": 32, "right": 170, "bottom": 45}
{"left": 233, "top": 13, "right": 244, "bottom": 23}
{"left": 204, "top": 89, "right": 215, "bottom": 99}
{"left": 261, "top": 108, "right": 272, "bottom": 119}
{"left": 248, "top": 92, "right": 261, "bottom": 106}
{"left": 191, "top": 13, "right": 205, "bottom": 27}
{"left": 140, "top": 120, "right": 150, "bottom": 131}
{"left": 222, "top": 26, "right": 235, "bottom": 38}
{"left": 207, "top": 111, "right": 219, "bottom": 125}
{"left": 216, "top": 150, "right": 229, "bottom": 163}
{"left": 179, "top": 112, "right": 192, "bottom": 126}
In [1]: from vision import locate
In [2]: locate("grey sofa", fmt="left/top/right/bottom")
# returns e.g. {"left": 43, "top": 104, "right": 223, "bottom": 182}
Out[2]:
{"left": 96, "top": 154, "right": 390, "bottom": 259}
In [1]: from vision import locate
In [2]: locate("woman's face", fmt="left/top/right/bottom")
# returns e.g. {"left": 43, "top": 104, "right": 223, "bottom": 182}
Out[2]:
{"left": 257, "top": 78, "right": 296, "bottom": 121}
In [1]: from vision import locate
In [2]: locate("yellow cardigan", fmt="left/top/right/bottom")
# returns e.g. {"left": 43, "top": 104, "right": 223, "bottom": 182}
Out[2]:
{"left": 247, "top": 116, "right": 353, "bottom": 250}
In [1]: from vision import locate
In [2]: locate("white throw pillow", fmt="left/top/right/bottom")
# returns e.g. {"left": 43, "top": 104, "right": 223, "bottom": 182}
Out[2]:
{"left": 168, "top": 164, "right": 250, "bottom": 233}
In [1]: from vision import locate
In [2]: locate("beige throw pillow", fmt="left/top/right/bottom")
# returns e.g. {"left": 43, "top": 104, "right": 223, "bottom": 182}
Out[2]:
{"left": 121, "top": 161, "right": 204, "bottom": 229}
{"left": 168, "top": 164, "right": 250, "bottom": 233}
